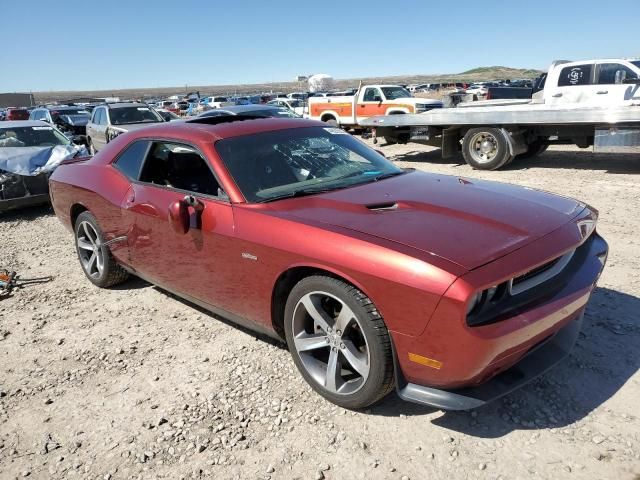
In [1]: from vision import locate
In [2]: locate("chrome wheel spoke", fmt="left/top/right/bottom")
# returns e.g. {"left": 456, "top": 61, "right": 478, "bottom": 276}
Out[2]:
{"left": 294, "top": 333, "right": 329, "bottom": 352}
{"left": 325, "top": 348, "right": 341, "bottom": 392}
{"left": 77, "top": 238, "right": 93, "bottom": 251}
{"left": 341, "top": 339, "right": 369, "bottom": 378}
{"left": 87, "top": 252, "right": 97, "bottom": 273}
{"left": 334, "top": 304, "right": 355, "bottom": 333}
{"left": 300, "top": 294, "right": 332, "bottom": 332}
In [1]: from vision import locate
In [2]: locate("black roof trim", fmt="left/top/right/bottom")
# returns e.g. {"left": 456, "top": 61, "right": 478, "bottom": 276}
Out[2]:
{"left": 186, "top": 115, "right": 266, "bottom": 125}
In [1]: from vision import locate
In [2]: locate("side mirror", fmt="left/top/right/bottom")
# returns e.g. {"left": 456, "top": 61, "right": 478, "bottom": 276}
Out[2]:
{"left": 615, "top": 70, "right": 627, "bottom": 84}
{"left": 168, "top": 195, "right": 204, "bottom": 235}
{"left": 168, "top": 199, "right": 190, "bottom": 234}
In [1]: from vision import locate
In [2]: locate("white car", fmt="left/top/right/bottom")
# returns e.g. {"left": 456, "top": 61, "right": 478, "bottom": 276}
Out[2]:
{"left": 199, "top": 96, "right": 231, "bottom": 111}
{"left": 267, "top": 98, "right": 306, "bottom": 116}
{"left": 465, "top": 83, "right": 489, "bottom": 97}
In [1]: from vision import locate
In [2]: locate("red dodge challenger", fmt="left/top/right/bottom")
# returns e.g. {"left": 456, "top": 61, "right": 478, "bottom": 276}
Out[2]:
{"left": 49, "top": 117, "right": 608, "bottom": 410}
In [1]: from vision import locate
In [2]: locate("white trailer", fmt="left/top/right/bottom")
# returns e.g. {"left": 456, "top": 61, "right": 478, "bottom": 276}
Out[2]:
{"left": 361, "top": 59, "right": 640, "bottom": 170}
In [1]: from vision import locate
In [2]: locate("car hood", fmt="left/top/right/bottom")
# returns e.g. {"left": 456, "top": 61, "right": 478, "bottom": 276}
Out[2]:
{"left": 267, "top": 171, "right": 584, "bottom": 270}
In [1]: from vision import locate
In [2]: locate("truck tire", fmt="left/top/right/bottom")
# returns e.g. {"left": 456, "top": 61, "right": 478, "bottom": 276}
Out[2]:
{"left": 321, "top": 115, "right": 339, "bottom": 127}
{"left": 462, "top": 128, "right": 513, "bottom": 170}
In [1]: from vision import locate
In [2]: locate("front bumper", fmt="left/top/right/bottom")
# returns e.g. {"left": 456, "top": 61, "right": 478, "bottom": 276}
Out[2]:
{"left": 395, "top": 313, "right": 582, "bottom": 410}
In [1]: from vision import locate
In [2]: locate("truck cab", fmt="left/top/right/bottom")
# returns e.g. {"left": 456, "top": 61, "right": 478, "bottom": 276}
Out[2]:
{"left": 308, "top": 85, "right": 443, "bottom": 127}
{"left": 543, "top": 59, "right": 640, "bottom": 106}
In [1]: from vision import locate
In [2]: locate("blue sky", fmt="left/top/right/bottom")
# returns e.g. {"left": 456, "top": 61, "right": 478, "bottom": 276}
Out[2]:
{"left": 1, "top": 0, "right": 638, "bottom": 92}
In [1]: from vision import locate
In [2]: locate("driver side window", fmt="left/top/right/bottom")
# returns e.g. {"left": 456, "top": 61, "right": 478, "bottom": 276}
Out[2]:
{"left": 363, "top": 88, "right": 382, "bottom": 102}
{"left": 139, "top": 141, "right": 223, "bottom": 197}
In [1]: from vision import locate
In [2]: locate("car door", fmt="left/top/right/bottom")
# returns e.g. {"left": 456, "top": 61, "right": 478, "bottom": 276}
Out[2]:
{"left": 87, "top": 108, "right": 102, "bottom": 149}
{"left": 593, "top": 62, "right": 640, "bottom": 106}
{"left": 546, "top": 63, "right": 596, "bottom": 105}
{"left": 356, "top": 87, "right": 386, "bottom": 123}
{"left": 119, "top": 139, "right": 241, "bottom": 312}
{"left": 93, "top": 107, "right": 109, "bottom": 150}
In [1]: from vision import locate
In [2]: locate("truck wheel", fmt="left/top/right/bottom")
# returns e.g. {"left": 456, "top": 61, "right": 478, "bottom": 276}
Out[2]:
{"left": 384, "top": 136, "right": 397, "bottom": 145}
{"left": 322, "top": 116, "right": 339, "bottom": 127}
{"left": 462, "top": 128, "right": 513, "bottom": 170}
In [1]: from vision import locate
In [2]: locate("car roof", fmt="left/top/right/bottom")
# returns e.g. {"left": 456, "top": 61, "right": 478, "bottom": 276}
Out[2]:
{"left": 121, "top": 117, "right": 327, "bottom": 143}
{"left": 103, "top": 102, "right": 150, "bottom": 109}
{"left": 215, "top": 104, "right": 285, "bottom": 114}
{"left": 0, "top": 120, "right": 51, "bottom": 128}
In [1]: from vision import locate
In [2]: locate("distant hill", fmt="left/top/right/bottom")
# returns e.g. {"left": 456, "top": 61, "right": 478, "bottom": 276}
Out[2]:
{"left": 32, "top": 66, "right": 544, "bottom": 103}
{"left": 460, "top": 66, "right": 543, "bottom": 78}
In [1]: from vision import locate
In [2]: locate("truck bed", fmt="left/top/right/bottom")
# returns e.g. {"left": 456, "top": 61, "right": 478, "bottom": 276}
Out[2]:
{"left": 360, "top": 104, "right": 640, "bottom": 127}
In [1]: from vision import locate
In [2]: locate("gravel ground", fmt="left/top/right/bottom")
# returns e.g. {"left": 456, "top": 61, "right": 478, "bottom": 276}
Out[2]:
{"left": 1, "top": 141, "right": 639, "bottom": 480}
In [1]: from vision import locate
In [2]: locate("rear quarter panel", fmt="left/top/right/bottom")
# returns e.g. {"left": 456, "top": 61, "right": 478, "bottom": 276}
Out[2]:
{"left": 50, "top": 161, "right": 132, "bottom": 262}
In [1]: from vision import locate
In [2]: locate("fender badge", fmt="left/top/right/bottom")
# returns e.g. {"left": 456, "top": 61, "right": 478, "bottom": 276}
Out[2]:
{"left": 241, "top": 253, "right": 258, "bottom": 261}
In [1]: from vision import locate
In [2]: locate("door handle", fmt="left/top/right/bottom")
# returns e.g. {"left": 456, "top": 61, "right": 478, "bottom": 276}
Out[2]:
{"left": 596, "top": 90, "right": 608, "bottom": 94}
{"left": 552, "top": 93, "right": 563, "bottom": 98}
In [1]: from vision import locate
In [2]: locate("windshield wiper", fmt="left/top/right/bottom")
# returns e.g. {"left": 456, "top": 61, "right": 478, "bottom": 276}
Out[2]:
{"left": 259, "top": 187, "right": 336, "bottom": 203}
{"left": 370, "top": 171, "right": 405, "bottom": 181}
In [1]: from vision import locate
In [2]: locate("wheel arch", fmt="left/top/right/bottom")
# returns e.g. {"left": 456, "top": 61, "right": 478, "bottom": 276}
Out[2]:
{"left": 70, "top": 203, "right": 89, "bottom": 227}
{"left": 320, "top": 112, "right": 339, "bottom": 124}
{"left": 270, "top": 264, "right": 373, "bottom": 339}
{"left": 386, "top": 109, "right": 409, "bottom": 115}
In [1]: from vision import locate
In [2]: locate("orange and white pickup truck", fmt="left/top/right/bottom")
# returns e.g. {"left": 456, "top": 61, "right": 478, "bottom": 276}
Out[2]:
{"left": 307, "top": 85, "right": 443, "bottom": 127}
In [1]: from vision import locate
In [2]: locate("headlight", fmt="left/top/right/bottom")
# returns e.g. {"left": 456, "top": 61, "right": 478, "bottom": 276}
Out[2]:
{"left": 467, "top": 284, "right": 500, "bottom": 315}
{"left": 466, "top": 291, "right": 482, "bottom": 314}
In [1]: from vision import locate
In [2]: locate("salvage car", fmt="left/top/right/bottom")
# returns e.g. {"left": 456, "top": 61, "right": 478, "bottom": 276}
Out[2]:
{"left": 85, "top": 102, "right": 164, "bottom": 153}
{"left": 29, "top": 106, "right": 91, "bottom": 145}
{"left": 49, "top": 117, "right": 608, "bottom": 410}
{"left": 1, "top": 120, "right": 86, "bottom": 211}
{"left": 2, "top": 107, "right": 30, "bottom": 121}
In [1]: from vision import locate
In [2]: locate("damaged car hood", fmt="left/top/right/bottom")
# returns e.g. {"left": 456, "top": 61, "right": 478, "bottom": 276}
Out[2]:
{"left": 0, "top": 144, "right": 87, "bottom": 176}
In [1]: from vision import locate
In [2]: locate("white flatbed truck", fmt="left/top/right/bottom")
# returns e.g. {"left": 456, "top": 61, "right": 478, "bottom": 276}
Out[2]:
{"left": 361, "top": 59, "right": 640, "bottom": 170}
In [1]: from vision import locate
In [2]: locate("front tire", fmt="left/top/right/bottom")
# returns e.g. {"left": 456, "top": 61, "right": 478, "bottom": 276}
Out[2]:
{"left": 74, "top": 211, "right": 129, "bottom": 288}
{"left": 284, "top": 276, "right": 394, "bottom": 409}
{"left": 462, "top": 128, "right": 513, "bottom": 170}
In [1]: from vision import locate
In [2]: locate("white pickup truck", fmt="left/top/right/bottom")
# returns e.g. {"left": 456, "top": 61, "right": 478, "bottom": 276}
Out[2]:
{"left": 362, "top": 58, "right": 640, "bottom": 170}
{"left": 307, "top": 84, "right": 443, "bottom": 128}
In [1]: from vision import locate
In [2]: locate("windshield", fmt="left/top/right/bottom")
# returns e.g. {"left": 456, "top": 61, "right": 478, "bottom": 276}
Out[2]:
{"left": 0, "top": 125, "right": 71, "bottom": 147}
{"left": 109, "top": 106, "right": 163, "bottom": 125}
{"left": 215, "top": 126, "right": 404, "bottom": 203}
{"left": 287, "top": 100, "right": 303, "bottom": 108}
{"left": 52, "top": 109, "right": 90, "bottom": 119}
{"left": 380, "top": 87, "right": 412, "bottom": 100}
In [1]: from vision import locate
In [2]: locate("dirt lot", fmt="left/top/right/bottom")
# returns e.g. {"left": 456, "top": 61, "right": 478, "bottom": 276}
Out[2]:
{"left": 1, "top": 142, "right": 639, "bottom": 480}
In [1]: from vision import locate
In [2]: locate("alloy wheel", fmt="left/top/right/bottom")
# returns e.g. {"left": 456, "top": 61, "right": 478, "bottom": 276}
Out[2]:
{"left": 291, "top": 291, "right": 371, "bottom": 395}
{"left": 76, "top": 221, "right": 104, "bottom": 279}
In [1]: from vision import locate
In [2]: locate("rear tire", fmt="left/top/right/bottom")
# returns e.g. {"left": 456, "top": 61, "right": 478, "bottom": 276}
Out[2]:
{"left": 74, "top": 211, "right": 129, "bottom": 288}
{"left": 284, "top": 275, "right": 394, "bottom": 409}
{"left": 462, "top": 127, "right": 512, "bottom": 170}
{"left": 323, "top": 117, "right": 339, "bottom": 127}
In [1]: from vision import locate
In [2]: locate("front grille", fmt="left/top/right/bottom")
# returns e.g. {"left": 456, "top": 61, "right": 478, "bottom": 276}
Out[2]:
{"left": 512, "top": 257, "right": 561, "bottom": 286}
